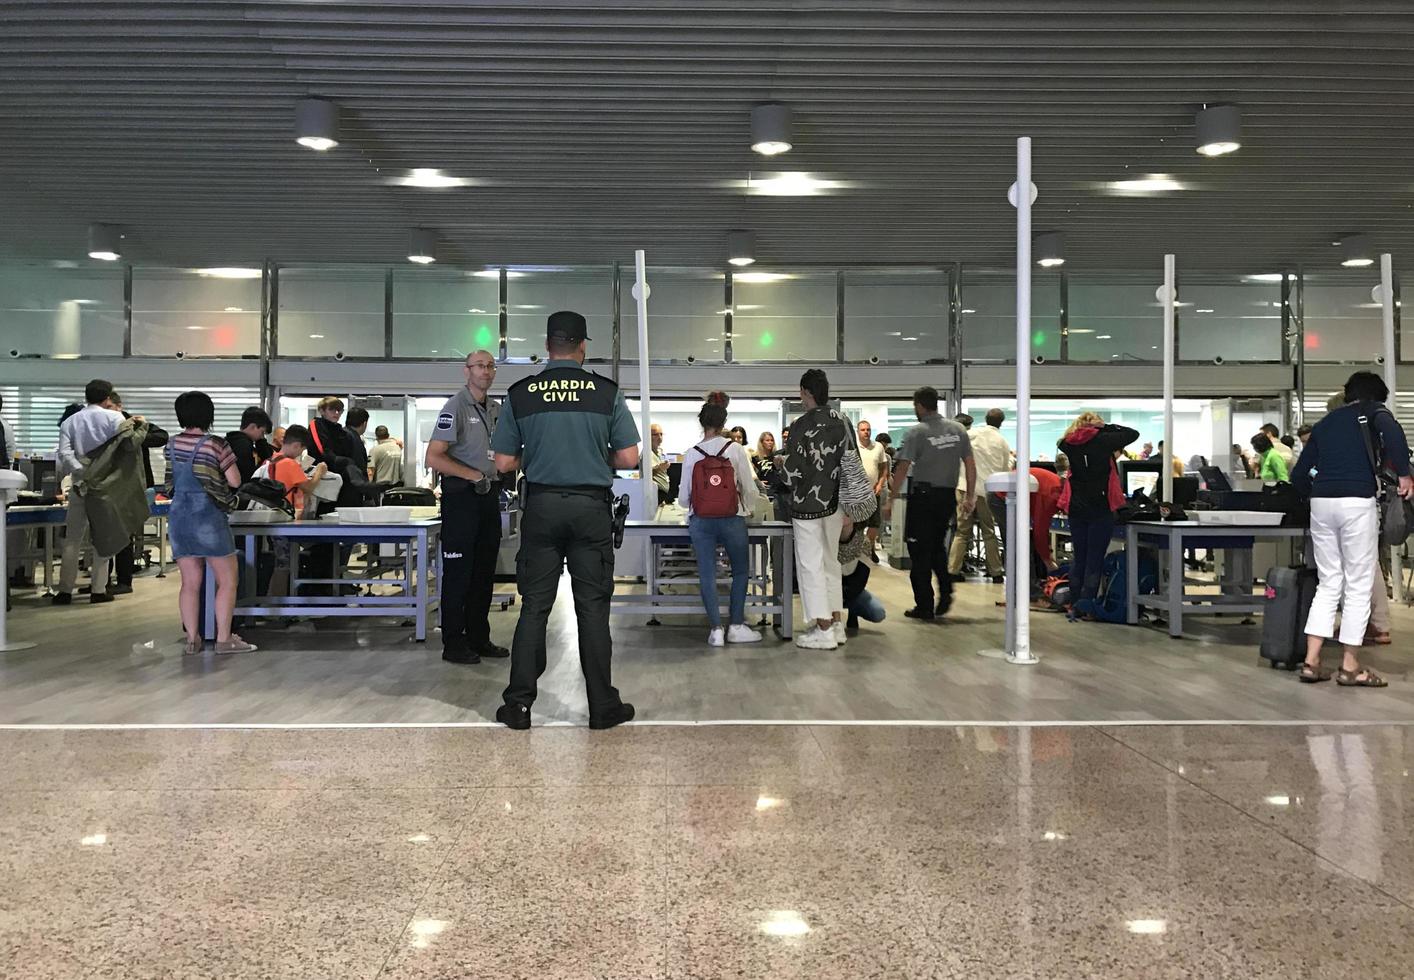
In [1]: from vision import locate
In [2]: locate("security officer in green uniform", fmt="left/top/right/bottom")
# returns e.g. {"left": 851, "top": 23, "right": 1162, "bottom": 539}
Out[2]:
{"left": 425, "top": 349, "right": 506, "bottom": 664}
{"left": 491, "top": 311, "right": 641, "bottom": 730}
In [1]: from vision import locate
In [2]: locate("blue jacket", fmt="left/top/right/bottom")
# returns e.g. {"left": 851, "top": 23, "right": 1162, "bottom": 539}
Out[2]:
{"left": 1293, "top": 402, "right": 1411, "bottom": 499}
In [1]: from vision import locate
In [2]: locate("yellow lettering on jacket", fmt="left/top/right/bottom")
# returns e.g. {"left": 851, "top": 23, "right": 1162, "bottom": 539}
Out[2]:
{"left": 543, "top": 391, "right": 580, "bottom": 402}
{"left": 527, "top": 379, "right": 596, "bottom": 394}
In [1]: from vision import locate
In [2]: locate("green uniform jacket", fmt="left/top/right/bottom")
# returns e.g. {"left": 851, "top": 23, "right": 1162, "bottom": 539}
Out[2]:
{"left": 77, "top": 417, "right": 152, "bottom": 557}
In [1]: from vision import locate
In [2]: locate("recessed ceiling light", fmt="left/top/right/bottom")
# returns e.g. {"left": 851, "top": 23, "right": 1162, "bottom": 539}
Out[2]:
{"left": 309, "top": 334, "right": 325, "bottom": 339}
{"left": 961, "top": 308, "right": 976, "bottom": 314}
{"left": 1108, "top": 175, "right": 1185, "bottom": 193}
{"left": 471, "top": 269, "right": 524, "bottom": 279}
{"left": 185, "top": 325, "right": 207, "bottom": 331}
{"left": 1038, "top": 258, "right": 1065, "bottom": 268}
{"left": 1195, "top": 104, "right": 1241, "bottom": 157}
{"left": 750, "top": 103, "right": 793, "bottom": 156}
{"left": 398, "top": 168, "right": 467, "bottom": 189}
{"left": 468, "top": 308, "right": 486, "bottom": 313}
{"left": 1342, "top": 258, "right": 1374, "bottom": 268}
{"left": 747, "top": 172, "right": 845, "bottom": 196}
{"left": 294, "top": 98, "right": 339, "bottom": 151}
{"left": 902, "top": 336, "right": 919, "bottom": 341}
{"left": 732, "top": 271, "right": 793, "bottom": 284}
{"left": 1195, "top": 308, "right": 1215, "bottom": 313}
{"left": 1244, "top": 273, "right": 1289, "bottom": 282}
{"left": 196, "top": 267, "right": 261, "bottom": 279}
{"left": 407, "top": 255, "right": 436, "bottom": 265}
{"left": 224, "top": 306, "right": 244, "bottom": 312}
{"left": 1096, "top": 334, "right": 1112, "bottom": 339}
{"left": 1069, "top": 328, "right": 1095, "bottom": 334}
{"left": 727, "top": 229, "right": 756, "bottom": 266}
{"left": 87, "top": 223, "right": 122, "bottom": 261}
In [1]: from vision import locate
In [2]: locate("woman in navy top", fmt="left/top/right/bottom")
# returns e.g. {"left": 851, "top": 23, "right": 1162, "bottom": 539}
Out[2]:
{"left": 1293, "top": 371, "right": 1412, "bottom": 687}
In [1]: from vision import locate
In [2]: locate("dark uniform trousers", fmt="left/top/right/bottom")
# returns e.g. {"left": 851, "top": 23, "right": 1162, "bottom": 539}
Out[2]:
{"left": 904, "top": 484, "right": 957, "bottom": 614}
{"left": 439, "top": 484, "right": 502, "bottom": 653}
{"left": 504, "top": 488, "right": 623, "bottom": 716}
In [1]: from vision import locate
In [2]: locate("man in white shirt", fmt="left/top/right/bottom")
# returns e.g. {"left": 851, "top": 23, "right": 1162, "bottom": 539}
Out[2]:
{"left": 54, "top": 379, "right": 126, "bottom": 604}
{"left": 948, "top": 408, "right": 1010, "bottom": 580}
{"left": 856, "top": 420, "right": 890, "bottom": 558}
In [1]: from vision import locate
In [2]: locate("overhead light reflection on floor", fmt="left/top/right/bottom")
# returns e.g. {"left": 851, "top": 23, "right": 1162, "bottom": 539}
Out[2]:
{"left": 1263, "top": 795, "right": 1292, "bottom": 806}
{"left": 755, "top": 795, "right": 784, "bottom": 811}
{"left": 1126, "top": 918, "right": 1167, "bottom": 935}
{"left": 80, "top": 833, "right": 107, "bottom": 846}
{"left": 1042, "top": 831, "right": 1069, "bottom": 841}
{"left": 759, "top": 910, "right": 811, "bottom": 937}
{"left": 406, "top": 833, "right": 432, "bottom": 843}
{"left": 408, "top": 918, "right": 449, "bottom": 949}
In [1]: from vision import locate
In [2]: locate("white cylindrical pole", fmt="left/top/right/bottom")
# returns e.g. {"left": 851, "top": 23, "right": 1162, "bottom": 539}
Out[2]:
{"left": 1380, "top": 253, "right": 1403, "bottom": 601}
{"left": 634, "top": 250, "right": 655, "bottom": 516}
{"left": 1162, "top": 254, "right": 1176, "bottom": 506}
{"left": 1010, "top": 136, "right": 1036, "bottom": 665}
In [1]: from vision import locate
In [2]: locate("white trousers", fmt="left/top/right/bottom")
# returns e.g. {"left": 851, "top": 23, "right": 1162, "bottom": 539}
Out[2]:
{"left": 793, "top": 511, "right": 845, "bottom": 623}
{"left": 57, "top": 490, "right": 111, "bottom": 596}
{"left": 1304, "top": 497, "right": 1378, "bottom": 647}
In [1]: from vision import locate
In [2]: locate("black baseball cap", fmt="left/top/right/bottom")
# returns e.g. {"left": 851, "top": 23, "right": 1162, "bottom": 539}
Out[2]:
{"left": 547, "top": 310, "right": 591, "bottom": 342}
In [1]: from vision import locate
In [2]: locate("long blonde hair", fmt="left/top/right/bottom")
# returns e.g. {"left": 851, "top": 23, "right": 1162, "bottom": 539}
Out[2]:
{"left": 1062, "top": 411, "right": 1105, "bottom": 443}
{"left": 756, "top": 431, "right": 777, "bottom": 457}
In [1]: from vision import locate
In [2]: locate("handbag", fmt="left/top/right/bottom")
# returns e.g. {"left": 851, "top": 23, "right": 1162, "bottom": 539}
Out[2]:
{"left": 188, "top": 435, "right": 239, "bottom": 514}
{"left": 839, "top": 443, "right": 878, "bottom": 522}
{"left": 1357, "top": 411, "right": 1412, "bottom": 546}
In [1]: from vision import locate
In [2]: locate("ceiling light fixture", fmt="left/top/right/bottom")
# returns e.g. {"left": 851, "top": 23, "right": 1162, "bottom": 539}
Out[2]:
{"left": 747, "top": 172, "right": 843, "bottom": 196}
{"left": 294, "top": 98, "right": 339, "bottom": 151}
{"left": 1195, "top": 103, "right": 1241, "bottom": 157}
{"left": 195, "top": 267, "right": 261, "bottom": 279}
{"left": 472, "top": 269, "right": 523, "bottom": 279}
{"left": 727, "top": 229, "right": 756, "bottom": 267}
{"left": 398, "top": 168, "right": 467, "bottom": 189}
{"left": 1034, "top": 231, "right": 1066, "bottom": 268}
{"left": 1338, "top": 233, "right": 1374, "bottom": 267}
{"left": 87, "top": 223, "right": 122, "bottom": 261}
{"left": 1108, "top": 175, "right": 1185, "bottom": 193}
{"left": 732, "top": 270, "right": 793, "bottom": 284}
{"left": 750, "top": 102, "right": 793, "bottom": 156}
{"left": 408, "top": 229, "right": 438, "bottom": 265}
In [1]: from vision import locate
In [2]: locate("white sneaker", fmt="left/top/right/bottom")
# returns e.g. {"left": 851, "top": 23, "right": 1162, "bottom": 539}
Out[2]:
{"left": 832, "top": 620, "right": 847, "bottom": 645}
{"left": 795, "top": 625, "right": 838, "bottom": 650}
{"left": 727, "top": 623, "right": 762, "bottom": 644}
{"left": 707, "top": 627, "right": 725, "bottom": 647}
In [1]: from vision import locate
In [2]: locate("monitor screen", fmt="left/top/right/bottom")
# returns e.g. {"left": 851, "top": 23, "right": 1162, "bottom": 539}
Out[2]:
{"left": 1128, "top": 471, "right": 1158, "bottom": 498}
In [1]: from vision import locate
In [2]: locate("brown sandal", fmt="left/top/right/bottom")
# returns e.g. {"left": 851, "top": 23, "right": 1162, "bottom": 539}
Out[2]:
{"left": 1336, "top": 667, "right": 1388, "bottom": 688}
{"left": 1365, "top": 630, "right": 1392, "bottom": 646}
{"left": 1298, "top": 663, "right": 1333, "bottom": 683}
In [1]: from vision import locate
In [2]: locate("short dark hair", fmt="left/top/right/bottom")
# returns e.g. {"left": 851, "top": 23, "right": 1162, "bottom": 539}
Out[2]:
{"left": 986, "top": 408, "right": 1005, "bottom": 428}
{"left": 282, "top": 424, "right": 311, "bottom": 449}
{"left": 174, "top": 390, "right": 215, "bottom": 431}
{"left": 1260, "top": 423, "right": 1280, "bottom": 438}
{"left": 954, "top": 413, "right": 973, "bottom": 428}
{"left": 799, "top": 369, "right": 830, "bottom": 406}
{"left": 375, "top": 425, "right": 390, "bottom": 440}
{"left": 240, "top": 406, "right": 272, "bottom": 433}
{"left": 914, "top": 386, "right": 939, "bottom": 413}
{"left": 1297, "top": 424, "right": 1313, "bottom": 437}
{"left": 874, "top": 433, "right": 891, "bottom": 446}
{"left": 346, "top": 407, "right": 369, "bottom": 428}
{"left": 1344, "top": 370, "right": 1389, "bottom": 404}
{"left": 547, "top": 335, "right": 581, "bottom": 357}
{"left": 1280, "top": 435, "right": 1296, "bottom": 448}
{"left": 698, "top": 401, "right": 727, "bottom": 431}
{"left": 84, "top": 379, "right": 114, "bottom": 405}
{"left": 1251, "top": 433, "right": 1273, "bottom": 454}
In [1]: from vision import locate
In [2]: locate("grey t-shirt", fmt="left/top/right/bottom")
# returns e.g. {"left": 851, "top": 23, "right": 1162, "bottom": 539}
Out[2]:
{"left": 898, "top": 413, "right": 972, "bottom": 488}
{"left": 429, "top": 385, "right": 499, "bottom": 473}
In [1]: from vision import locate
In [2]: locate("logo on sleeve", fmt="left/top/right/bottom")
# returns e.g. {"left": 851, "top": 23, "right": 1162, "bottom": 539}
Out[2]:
{"left": 435, "top": 412, "right": 454, "bottom": 430}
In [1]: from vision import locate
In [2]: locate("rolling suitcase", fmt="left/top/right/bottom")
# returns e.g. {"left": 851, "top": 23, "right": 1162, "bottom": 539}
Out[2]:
{"left": 1259, "top": 566, "right": 1317, "bottom": 669}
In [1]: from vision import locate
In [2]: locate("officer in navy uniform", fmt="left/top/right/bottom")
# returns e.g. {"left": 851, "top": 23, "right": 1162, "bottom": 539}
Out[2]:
{"left": 426, "top": 349, "right": 506, "bottom": 664}
{"left": 490, "top": 311, "right": 641, "bottom": 730}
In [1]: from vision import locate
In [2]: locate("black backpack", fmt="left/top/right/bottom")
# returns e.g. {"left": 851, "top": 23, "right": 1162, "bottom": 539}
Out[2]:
{"left": 236, "top": 478, "right": 295, "bottom": 518}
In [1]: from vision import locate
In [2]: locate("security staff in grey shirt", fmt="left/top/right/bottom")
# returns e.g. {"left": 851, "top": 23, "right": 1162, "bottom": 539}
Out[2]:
{"left": 426, "top": 349, "right": 507, "bottom": 665}
{"left": 885, "top": 386, "right": 975, "bottom": 620}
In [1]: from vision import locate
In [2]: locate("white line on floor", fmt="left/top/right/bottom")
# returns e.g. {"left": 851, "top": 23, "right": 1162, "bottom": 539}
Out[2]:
{"left": 0, "top": 719, "right": 1411, "bottom": 730}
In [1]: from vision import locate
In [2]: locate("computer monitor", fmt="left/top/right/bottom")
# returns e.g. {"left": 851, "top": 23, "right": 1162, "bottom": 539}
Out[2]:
{"left": 1029, "top": 460, "right": 1058, "bottom": 473}
{"left": 1199, "top": 466, "right": 1233, "bottom": 493}
{"left": 1117, "top": 459, "right": 1163, "bottom": 496}
{"left": 1165, "top": 475, "right": 1200, "bottom": 507}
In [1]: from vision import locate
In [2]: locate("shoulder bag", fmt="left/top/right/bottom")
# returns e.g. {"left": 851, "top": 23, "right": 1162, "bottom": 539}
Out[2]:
{"left": 190, "top": 435, "right": 239, "bottom": 514}
{"left": 838, "top": 419, "right": 878, "bottom": 522}
{"left": 1357, "top": 411, "right": 1412, "bottom": 546}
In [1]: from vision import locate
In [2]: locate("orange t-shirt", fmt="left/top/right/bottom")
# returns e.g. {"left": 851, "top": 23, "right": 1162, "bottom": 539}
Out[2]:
{"left": 269, "top": 456, "right": 308, "bottom": 513}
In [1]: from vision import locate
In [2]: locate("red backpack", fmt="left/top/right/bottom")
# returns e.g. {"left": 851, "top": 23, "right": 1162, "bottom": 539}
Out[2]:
{"left": 690, "top": 443, "right": 740, "bottom": 517}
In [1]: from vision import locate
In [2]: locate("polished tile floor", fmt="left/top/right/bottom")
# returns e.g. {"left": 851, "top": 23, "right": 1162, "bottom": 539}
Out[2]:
{"left": 3, "top": 723, "right": 1413, "bottom": 979}
{"left": 3, "top": 564, "right": 1413, "bottom": 725}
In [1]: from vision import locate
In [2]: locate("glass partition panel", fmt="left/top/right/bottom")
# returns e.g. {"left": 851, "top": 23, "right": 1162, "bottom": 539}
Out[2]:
{"left": 1067, "top": 272, "right": 1161, "bottom": 361}
{"left": 506, "top": 268, "right": 612, "bottom": 361}
{"left": 0, "top": 264, "right": 125, "bottom": 357}
{"left": 1178, "top": 274, "right": 1284, "bottom": 362}
{"left": 626, "top": 397, "right": 781, "bottom": 461}
{"left": 620, "top": 267, "right": 724, "bottom": 362}
{"left": 731, "top": 269, "right": 837, "bottom": 361}
{"left": 957, "top": 269, "right": 1061, "bottom": 361}
{"left": 843, "top": 269, "right": 948, "bottom": 362}
{"left": 131, "top": 269, "right": 261, "bottom": 357}
{"left": 1304, "top": 270, "right": 1386, "bottom": 363}
{"left": 392, "top": 269, "right": 500, "bottom": 358}
{"left": 277, "top": 267, "right": 385, "bottom": 358}
{"left": 961, "top": 397, "right": 1214, "bottom": 466}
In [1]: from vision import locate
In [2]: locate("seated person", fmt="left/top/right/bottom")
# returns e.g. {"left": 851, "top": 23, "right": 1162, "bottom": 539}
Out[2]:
{"left": 839, "top": 517, "right": 886, "bottom": 630}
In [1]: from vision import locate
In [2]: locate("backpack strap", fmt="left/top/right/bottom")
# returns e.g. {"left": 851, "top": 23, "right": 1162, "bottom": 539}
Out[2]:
{"left": 308, "top": 418, "right": 326, "bottom": 456}
{"left": 715, "top": 444, "right": 731, "bottom": 459}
